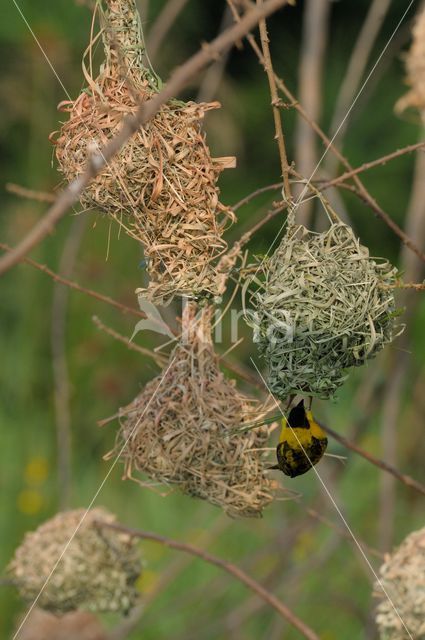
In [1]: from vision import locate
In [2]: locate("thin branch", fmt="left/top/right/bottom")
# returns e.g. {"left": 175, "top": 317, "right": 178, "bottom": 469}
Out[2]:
{"left": 328, "top": 0, "right": 392, "bottom": 150}
{"left": 232, "top": 182, "right": 281, "bottom": 210}
{"left": 294, "top": 0, "right": 330, "bottom": 225}
{"left": 305, "top": 508, "right": 384, "bottom": 560}
{"left": 5, "top": 183, "right": 56, "bottom": 203}
{"left": 0, "top": 243, "right": 146, "bottom": 319}
{"left": 51, "top": 217, "right": 86, "bottom": 510}
{"left": 257, "top": 0, "right": 292, "bottom": 202}
{"left": 225, "top": 3, "right": 425, "bottom": 263}
{"left": 95, "top": 521, "right": 320, "bottom": 640}
{"left": 333, "top": 183, "right": 425, "bottom": 263}
{"left": 379, "top": 133, "right": 425, "bottom": 550}
{"left": 320, "top": 142, "right": 425, "bottom": 190}
{"left": 318, "top": 421, "right": 425, "bottom": 497}
{"left": 147, "top": 0, "right": 190, "bottom": 62}
{"left": 92, "top": 315, "right": 167, "bottom": 366}
{"left": 0, "top": 0, "right": 289, "bottom": 278}
{"left": 196, "top": 5, "right": 234, "bottom": 103}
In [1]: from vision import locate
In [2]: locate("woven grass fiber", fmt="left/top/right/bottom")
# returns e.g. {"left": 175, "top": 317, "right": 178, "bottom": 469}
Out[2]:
{"left": 374, "top": 526, "right": 425, "bottom": 640}
{"left": 108, "top": 305, "right": 277, "bottom": 518}
{"left": 8, "top": 508, "right": 141, "bottom": 614}
{"left": 52, "top": 0, "right": 235, "bottom": 303}
{"left": 396, "top": 6, "right": 425, "bottom": 120}
{"left": 249, "top": 221, "right": 401, "bottom": 400}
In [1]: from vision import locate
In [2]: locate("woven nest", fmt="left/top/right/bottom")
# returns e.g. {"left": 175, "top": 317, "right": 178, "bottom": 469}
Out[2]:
{"left": 374, "top": 526, "right": 425, "bottom": 640}
{"left": 8, "top": 508, "right": 142, "bottom": 615}
{"left": 396, "top": 6, "right": 425, "bottom": 120}
{"left": 14, "top": 609, "right": 107, "bottom": 640}
{"left": 51, "top": 0, "right": 235, "bottom": 303}
{"left": 248, "top": 222, "right": 401, "bottom": 400}
{"left": 107, "top": 306, "right": 276, "bottom": 518}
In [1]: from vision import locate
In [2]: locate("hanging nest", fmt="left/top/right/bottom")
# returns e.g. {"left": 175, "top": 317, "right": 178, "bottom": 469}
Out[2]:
{"left": 396, "top": 6, "right": 425, "bottom": 120}
{"left": 8, "top": 508, "right": 142, "bottom": 615}
{"left": 374, "top": 526, "right": 425, "bottom": 640}
{"left": 51, "top": 0, "right": 235, "bottom": 304}
{"left": 106, "top": 306, "right": 277, "bottom": 518}
{"left": 247, "top": 221, "right": 401, "bottom": 400}
{"left": 14, "top": 609, "right": 107, "bottom": 640}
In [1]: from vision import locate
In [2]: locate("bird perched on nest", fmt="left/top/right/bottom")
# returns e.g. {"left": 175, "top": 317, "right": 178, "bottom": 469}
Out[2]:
{"left": 270, "top": 400, "right": 328, "bottom": 477}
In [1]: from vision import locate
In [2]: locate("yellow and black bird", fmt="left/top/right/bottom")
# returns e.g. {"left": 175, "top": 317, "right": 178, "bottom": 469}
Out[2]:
{"left": 270, "top": 400, "right": 328, "bottom": 478}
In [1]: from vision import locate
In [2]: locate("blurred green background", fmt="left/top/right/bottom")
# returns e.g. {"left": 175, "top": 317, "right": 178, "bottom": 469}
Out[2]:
{"left": 1, "top": 0, "right": 424, "bottom": 638}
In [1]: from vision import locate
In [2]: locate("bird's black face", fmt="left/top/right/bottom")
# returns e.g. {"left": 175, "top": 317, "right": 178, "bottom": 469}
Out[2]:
{"left": 287, "top": 399, "right": 310, "bottom": 429}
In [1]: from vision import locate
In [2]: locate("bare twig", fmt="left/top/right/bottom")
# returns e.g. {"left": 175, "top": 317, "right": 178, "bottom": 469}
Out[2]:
{"left": 232, "top": 182, "right": 281, "bottom": 210}
{"left": 0, "top": 0, "right": 289, "bottom": 278}
{"left": 320, "top": 142, "right": 425, "bottom": 190}
{"left": 226, "top": 3, "right": 425, "bottom": 262}
{"left": 109, "top": 513, "right": 230, "bottom": 640}
{"left": 378, "top": 131, "right": 425, "bottom": 551}
{"left": 0, "top": 243, "right": 146, "bottom": 319}
{"left": 5, "top": 183, "right": 56, "bottom": 203}
{"left": 51, "top": 217, "right": 87, "bottom": 509}
{"left": 147, "top": 0, "right": 190, "bottom": 62}
{"left": 257, "top": 0, "right": 292, "bottom": 202}
{"left": 334, "top": 182, "right": 425, "bottom": 263}
{"left": 318, "top": 421, "right": 425, "bottom": 497}
{"left": 294, "top": 0, "right": 330, "bottom": 225}
{"left": 92, "top": 315, "right": 167, "bottom": 366}
{"left": 328, "top": 0, "right": 392, "bottom": 152}
{"left": 306, "top": 509, "right": 384, "bottom": 560}
{"left": 196, "top": 5, "right": 234, "bottom": 103}
{"left": 95, "top": 521, "right": 320, "bottom": 640}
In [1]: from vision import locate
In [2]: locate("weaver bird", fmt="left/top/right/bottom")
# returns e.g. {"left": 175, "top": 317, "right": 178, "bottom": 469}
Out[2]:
{"left": 270, "top": 400, "right": 328, "bottom": 477}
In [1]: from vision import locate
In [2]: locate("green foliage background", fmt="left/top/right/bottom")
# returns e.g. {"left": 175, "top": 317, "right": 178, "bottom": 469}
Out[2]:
{"left": 1, "top": 1, "right": 424, "bottom": 638}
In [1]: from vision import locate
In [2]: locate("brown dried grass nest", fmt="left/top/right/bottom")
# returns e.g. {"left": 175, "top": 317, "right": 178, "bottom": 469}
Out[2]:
{"left": 396, "top": 6, "right": 425, "bottom": 119}
{"left": 247, "top": 221, "right": 401, "bottom": 400}
{"left": 107, "top": 307, "right": 276, "bottom": 518}
{"left": 51, "top": 0, "right": 234, "bottom": 303}
{"left": 374, "top": 526, "right": 425, "bottom": 640}
{"left": 8, "top": 508, "right": 141, "bottom": 614}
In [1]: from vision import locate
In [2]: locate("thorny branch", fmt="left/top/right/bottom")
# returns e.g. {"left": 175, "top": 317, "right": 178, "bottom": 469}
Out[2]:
{"left": 257, "top": 0, "right": 292, "bottom": 202}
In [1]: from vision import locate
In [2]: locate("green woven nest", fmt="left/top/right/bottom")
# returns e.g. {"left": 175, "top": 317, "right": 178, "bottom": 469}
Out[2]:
{"left": 250, "top": 222, "right": 402, "bottom": 400}
{"left": 374, "top": 526, "right": 425, "bottom": 640}
{"left": 8, "top": 508, "right": 141, "bottom": 615}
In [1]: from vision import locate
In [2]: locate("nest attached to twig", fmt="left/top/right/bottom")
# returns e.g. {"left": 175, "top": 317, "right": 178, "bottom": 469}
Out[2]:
{"left": 8, "top": 508, "right": 141, "bottom": 615}
{"left": 51, "top": 0, "right": 235, "bottom": 303}
{"left": 107, "top": 306, "right": 276, "bottom": 518}
{"left": 396, "top": 6, "right": 425, "bottom": 120}
{"left": 374, "top": 526, "right": 425, "bottom": 640}
{"left": 14, "top": 609, "right": 107, "bottom": 640}
{"left": 248, "top": 222, "right": 401, "bottom": 400}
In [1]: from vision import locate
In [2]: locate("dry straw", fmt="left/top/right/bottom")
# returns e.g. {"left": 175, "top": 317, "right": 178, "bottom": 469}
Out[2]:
{"left": 396, "top": 6, "right": 425, "bottom": 120}
{"left": 247, "top": 204, "right": 401, "bottom": 400}
{"left": 8, "top": 508, "right": 141, "bottom": 614}
{"left": 51, "top": 0, "right": 235, "bottom": 304}
{"left": 374, "top": 526, "right": 425, "bottom": 640}
{"left": 107, "top": 304, "right": 277, "bottom": 518}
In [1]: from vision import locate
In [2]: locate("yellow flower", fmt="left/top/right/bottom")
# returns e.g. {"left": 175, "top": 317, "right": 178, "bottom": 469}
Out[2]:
{"left": 24, "top": 457, "right": 49, "bottom": 485}
{"left": 17, "top": 489, "right": 44, "bottom": 515}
